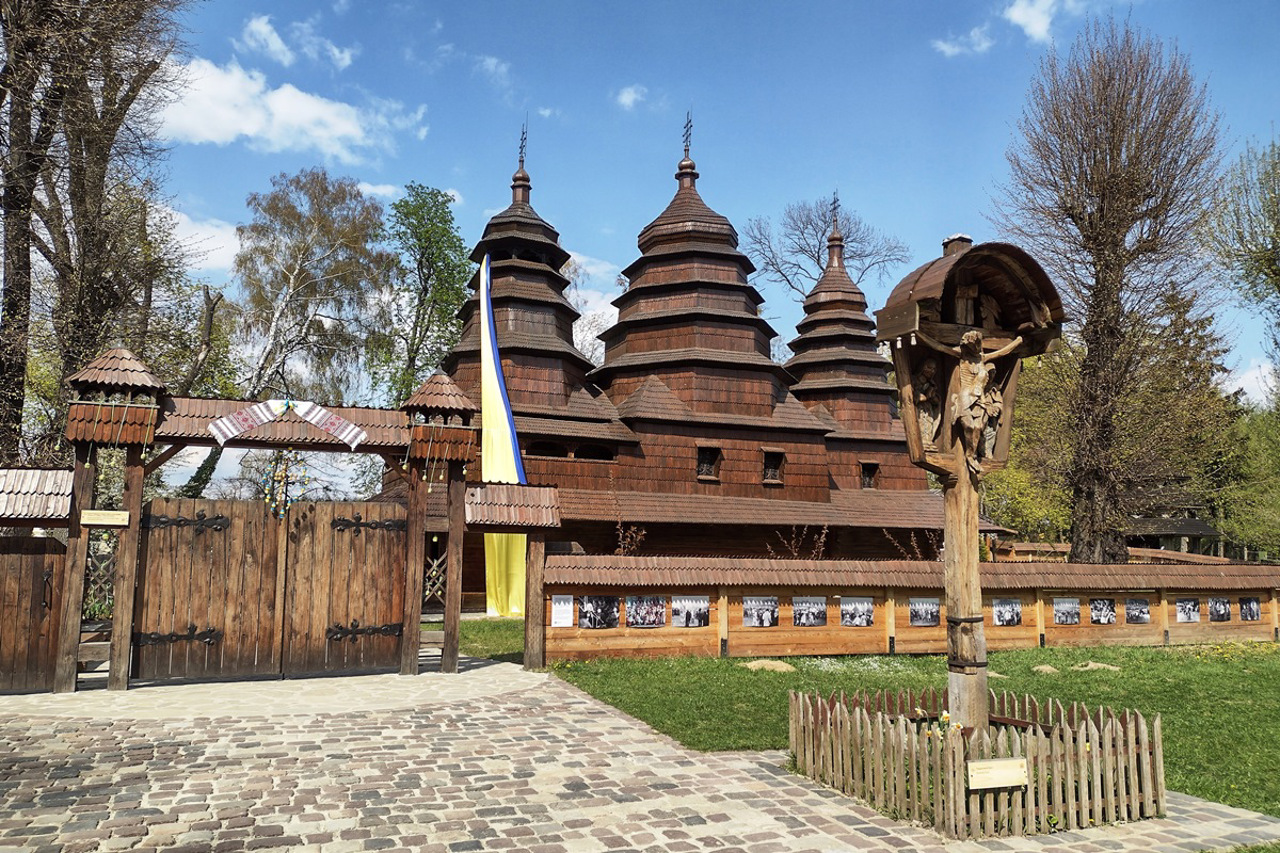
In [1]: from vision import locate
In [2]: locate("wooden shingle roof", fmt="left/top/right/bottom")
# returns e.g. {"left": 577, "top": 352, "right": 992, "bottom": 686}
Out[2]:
{"left": 65, "top": 348, "right": 166, "bottom": 393}
{"left": 402, "top": 372, "right": 479, "bottom": 413}
{"left": 154, "top": 398, "right": 410, "bottom": 449}
{"left": 465, "top": 483, "right": 560, "bottom": 528}
{"left": 544, "top": 554, "right": 1279, "bottom": 591}
{"left": 0, "top": 469, "right": 73, "bottom": 523}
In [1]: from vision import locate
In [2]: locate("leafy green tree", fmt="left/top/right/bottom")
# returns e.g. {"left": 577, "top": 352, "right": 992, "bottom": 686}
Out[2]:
{"left": 1218, "top": 397, "right": 1280, "bottom": 557}
{"left": 366, "top": 183, "right": 471, "bottom": 405}
{"left": 993, "top": 18, "right": 1223, "bottom": 563}
{"left": 234, "top": 167, "right": 394, "bottom": 401}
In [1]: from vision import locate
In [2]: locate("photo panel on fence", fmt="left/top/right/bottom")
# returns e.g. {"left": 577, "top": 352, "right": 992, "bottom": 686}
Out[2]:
{"left": 551, "top": 594, "right": 574, "bottom": 628}
{"left": 840, "top": 596, "right": 874, "bottom": 627}
{"left": 909, "top": 597, "right": 940, "bottom": 628}
{"left": 1176, "top": 597, "right": 1200, "bottom": 623}
{"left": 1090, "top": 597, "right": 1117, "bottom": 625}
{"left": 1208, "top": 596, "right": 1231, "bottom": 623}
{"left": 792, "top": 596, "right": 827, "bottom": 627}
{"left": 671, "top": 595, "right": 710, "bottom": 628}
{"left": 1241, "top": 596, "right": 1262, "bottom": 622}
{"left": 1053, "top": 597, "right": 1080, "bottom": 625}
{"left": 1125, "top": 597, "right": 1151, "bottom": 624}
{"left": 625, "top": 595, "right": 666, "bottom": 629}
{"left": 578, "top": 595, "right": 619, "bottom": 629}
{"left": 992, "top": 598, "right": 1022, "bottom": 627}
{"left": 743, "top": 596, "right": 779, "bottom": 628}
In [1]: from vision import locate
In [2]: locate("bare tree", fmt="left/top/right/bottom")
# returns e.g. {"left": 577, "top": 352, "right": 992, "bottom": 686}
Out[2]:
{"left": 992, "top": 18, "right": 1223, "bottom": 563}
{"left": 563, "top": 256, "right": 620, "bottom": 367}
{"left": 0, "top": 0, "right": 188, "bottom": 463}
{"left": 743, "top": 196, "right": 909, "bottom": 303}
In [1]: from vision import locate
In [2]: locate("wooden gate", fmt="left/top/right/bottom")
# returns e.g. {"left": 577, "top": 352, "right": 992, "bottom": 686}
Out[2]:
{"left": 0, "top": 537, "right": 65, "bottom": 693}
{"left": 134, "top": 498, "right": 406, "bottom": 682}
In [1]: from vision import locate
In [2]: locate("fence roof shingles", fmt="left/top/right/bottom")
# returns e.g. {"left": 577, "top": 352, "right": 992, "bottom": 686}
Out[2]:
{"left": 0, "top": 469, "right": 74, "bottom": 521}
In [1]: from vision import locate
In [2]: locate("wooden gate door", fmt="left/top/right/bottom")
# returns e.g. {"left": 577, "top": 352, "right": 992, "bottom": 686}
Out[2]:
{"left": 134, "top": 498, "right": 282, "bottom": 681}
{"left": 280, "top": 501, "right": 407, "bottom": 676}
{"left": 0, "top": 538, "right": 65, "bottom": 693}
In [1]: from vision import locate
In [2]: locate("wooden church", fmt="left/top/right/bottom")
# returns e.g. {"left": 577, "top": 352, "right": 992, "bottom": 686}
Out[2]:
{"left": 434, "top": 146, "right": 970, "bottom": 606}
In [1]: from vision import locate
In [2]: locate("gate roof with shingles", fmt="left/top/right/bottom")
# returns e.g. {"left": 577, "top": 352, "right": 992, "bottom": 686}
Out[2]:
{"left": 0, "top": 469, "right": 73, "bottom": 523}
{"left": 65, "top": 347, "right": 166, "bottom": 393}
{"left": 465, "top": 484, "right": 560, "bottom": 528}
{"left": 154, "top": 398, "right": 412, "bottom": 449}
{"left": 544, "top": 554, "right": 1279, "bottom": 590}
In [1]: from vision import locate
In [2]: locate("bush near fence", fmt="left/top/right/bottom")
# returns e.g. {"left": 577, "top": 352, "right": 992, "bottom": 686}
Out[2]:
{"left": 789, "top": 688, "right": 1166, "bottom": 840}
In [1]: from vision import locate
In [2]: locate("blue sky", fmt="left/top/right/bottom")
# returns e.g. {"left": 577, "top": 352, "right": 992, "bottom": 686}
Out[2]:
{"left": 162, "top": 0, "right": 1280, "bottom": 403}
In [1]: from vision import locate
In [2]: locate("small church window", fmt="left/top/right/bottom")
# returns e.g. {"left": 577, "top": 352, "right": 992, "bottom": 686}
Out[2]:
{"left": 861, "top": 462, "right": 880, "bottom": 489}
{"left": 696, "top": 446, "right": 722, "bottom": 480}
{"left": 527, "top": 441, "right": 569, "bottom": 458}
{"left": 762, "top": 450, "right": 785, "bottom": 484}
{"left": 575, "top": 444, "right": 614, "bottom": 461}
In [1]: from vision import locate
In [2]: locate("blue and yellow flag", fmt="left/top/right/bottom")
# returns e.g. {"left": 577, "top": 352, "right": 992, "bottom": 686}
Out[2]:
{"left": 479, "top": 254, "right": 527, "bottom": 617}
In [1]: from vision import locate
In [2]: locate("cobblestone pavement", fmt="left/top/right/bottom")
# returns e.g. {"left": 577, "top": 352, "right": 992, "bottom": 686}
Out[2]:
{"left": 1, "top": 659, "right": 1278, "bottom": 853}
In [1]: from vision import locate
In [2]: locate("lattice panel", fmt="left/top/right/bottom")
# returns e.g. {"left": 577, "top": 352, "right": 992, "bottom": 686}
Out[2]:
{"left": 423, "top": 555, "right": 447, "bottom": 606}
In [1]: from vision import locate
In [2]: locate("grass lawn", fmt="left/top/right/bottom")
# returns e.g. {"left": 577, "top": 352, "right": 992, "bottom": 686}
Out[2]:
{"left": 454, "top": 619, "right": 1280, "bottom": 821}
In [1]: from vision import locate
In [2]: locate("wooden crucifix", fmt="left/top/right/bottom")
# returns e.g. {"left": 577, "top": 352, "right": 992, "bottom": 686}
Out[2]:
{"left": 876, "top": 237, "right": 1063, "bottom": 730}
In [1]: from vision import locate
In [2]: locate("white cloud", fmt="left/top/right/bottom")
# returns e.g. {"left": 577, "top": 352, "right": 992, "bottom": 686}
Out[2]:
{"left": 235, "top": 15, "right": 295, "bottom": 66}
{"left": 333, "top": 0, "right": 351, "bottom": 13}
{"left": 444, "top": 188, "right": 463, "bottom": 205}
{"left": 536, "top": 107, "right": 558, "bottom": 119}
{"left": 567, "top": 251, "right": 621, "bottom": 291}
{"left": 291, "top": 18, "right": 359, "bottom": 71}
{"left": 170, "top": 208, "right": 239, "bottom": 272}
{"left": 357, "top": 182, "right": 399, "bottom": 199}
{"left": 1227, "top": 358, "right": 1275, "bottom": 405}
{"left": 616, "top": 84, "right": 647, "bottom": 110}
{"left": 1003, "top": 0, "right": 1059, "bottom": 43}
{"left": 932, "top": 25, "right": 995, "bottom": 57}
{"left": 162, "top": 58, "right": 425, "bottom": 164}
{"left": 475, "top": 55, "right": 513, "bottom": 95}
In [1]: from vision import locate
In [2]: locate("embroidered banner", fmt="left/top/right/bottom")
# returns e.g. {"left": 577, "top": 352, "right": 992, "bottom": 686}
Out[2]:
{"left": 208, "top": 400, "right": 369, "bottom": 449}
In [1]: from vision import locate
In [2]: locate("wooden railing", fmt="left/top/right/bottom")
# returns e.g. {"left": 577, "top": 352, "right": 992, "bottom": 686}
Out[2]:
{"left": 789, "top": 688, "right": 1166, "bottom": 839}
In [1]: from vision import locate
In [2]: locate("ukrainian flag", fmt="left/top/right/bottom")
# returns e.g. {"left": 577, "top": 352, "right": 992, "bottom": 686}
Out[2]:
{"left": 479, "top": 254, "right": 527, "bottom": 617}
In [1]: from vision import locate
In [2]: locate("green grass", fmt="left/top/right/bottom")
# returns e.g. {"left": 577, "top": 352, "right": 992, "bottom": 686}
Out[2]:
{"left": 547, "top": 642, "right": 1280, "bottom": 819}
{"left": 452, "top": 622, "right": 1280, "bottom": 837}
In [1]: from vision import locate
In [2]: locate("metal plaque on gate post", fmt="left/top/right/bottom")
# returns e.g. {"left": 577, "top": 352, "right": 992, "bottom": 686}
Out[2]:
{"left": 967, "top": 757, "right": 1029, "bottom": 790}
{"left": 81, "top": 510, "right": 130, "bottom": 527}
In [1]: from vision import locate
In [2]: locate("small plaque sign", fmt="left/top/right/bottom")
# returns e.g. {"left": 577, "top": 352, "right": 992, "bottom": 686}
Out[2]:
{"left": 81, "top": 510, "right": 130, "bottom": 528}
{"left": 967, "top": 757, "right": 1029, "bottom": 790}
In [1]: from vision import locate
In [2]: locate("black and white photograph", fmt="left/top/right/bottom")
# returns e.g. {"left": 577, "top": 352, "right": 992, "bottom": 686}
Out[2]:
{"left": 743, "top": 596, "right": 779, "bottom": 628}
{"left": 993, "top": 598, "right": 1022, "bottom": 627}
{"left": 840, "top": 596, "right": 874, "bottom": 627}
{"left": 909, "top": 597, "right": 940, "bottom": 628}
{"left": 1208, "top": 597, "right": 1231, "bottom": 623}
{"left": 1053, "top": 597, "right": 1080, "bottom": 625}
{"left": 1125, "top": 598, "right": 1151, "bottom": 624}
{"left": 792, "top": 596, "right": 827, "bottom": 627}
{"left": 1241, "top": 597, "right": 1262, "bottom": 622}
{"left": 626, "top": 595, "right": 666, "bottom": 629}
{"left": 578, "top": 595, "right": 620, "bottom": 629}
{"left": 550, "top": 595, "right": 574, "bottom": 628}
{"left": 672, "top": 595, "right": 710, "bottom": 628}
{"left": 1090, "top": 598, "right": 1117, "bottom": 625}
{"left": 1176, "top": 597, "right": 1200, "bottom": 623}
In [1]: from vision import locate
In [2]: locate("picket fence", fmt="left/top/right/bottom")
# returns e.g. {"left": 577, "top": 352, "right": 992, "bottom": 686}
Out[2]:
{"left": 789, "top": 688, "right": 1166, "bottom": 839}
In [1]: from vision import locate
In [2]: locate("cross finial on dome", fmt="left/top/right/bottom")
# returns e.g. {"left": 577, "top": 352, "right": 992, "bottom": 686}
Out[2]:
{"left": 512, "top": 121, "right": 531, "bottom": 204}
{"left": 827, "top": 191, "right": 845, "bottom": 268}
{"left": 683, "top": 109, "right": 692, "bottom": 158}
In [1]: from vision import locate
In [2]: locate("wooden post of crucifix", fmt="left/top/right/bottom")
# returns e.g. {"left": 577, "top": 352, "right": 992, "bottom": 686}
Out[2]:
{"left": 876, "top": 235, "right": 1064, "bottom": 730}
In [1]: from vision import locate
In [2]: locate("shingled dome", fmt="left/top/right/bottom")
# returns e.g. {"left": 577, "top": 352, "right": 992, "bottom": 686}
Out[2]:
{"left": 884, "top": 240, "right": 1065, "bottom": 332}
{"left": 401, "top": 371, "right": 479, "bottom": 415}
{"left": 65, "top": 347, "right": 166, "bottom": 394}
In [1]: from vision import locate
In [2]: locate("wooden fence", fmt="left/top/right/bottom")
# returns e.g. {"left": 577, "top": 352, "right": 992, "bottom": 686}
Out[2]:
{"left": 789, "top": 688, "right": 1166, "bottom": 839}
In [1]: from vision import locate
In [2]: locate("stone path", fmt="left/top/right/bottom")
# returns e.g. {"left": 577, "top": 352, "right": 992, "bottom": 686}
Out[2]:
{"left": 1, "top": 659, "right": 1277, "bottom": 853}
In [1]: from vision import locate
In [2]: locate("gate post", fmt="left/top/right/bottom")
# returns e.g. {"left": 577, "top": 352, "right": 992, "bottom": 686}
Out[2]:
{"left": 108, "top": 445, "right": 145, "bottom": 690}
{"left": 523, "top": 532, "right": 545, "bottom": 669}
{"left": 53, "top": 444, "right": 96, "bottom": 693}
{"left": 400, "top": 458, "right": 428, "bottom": 676}
{"left": 441, "top": 460, "right": 465, "bottom": 673}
